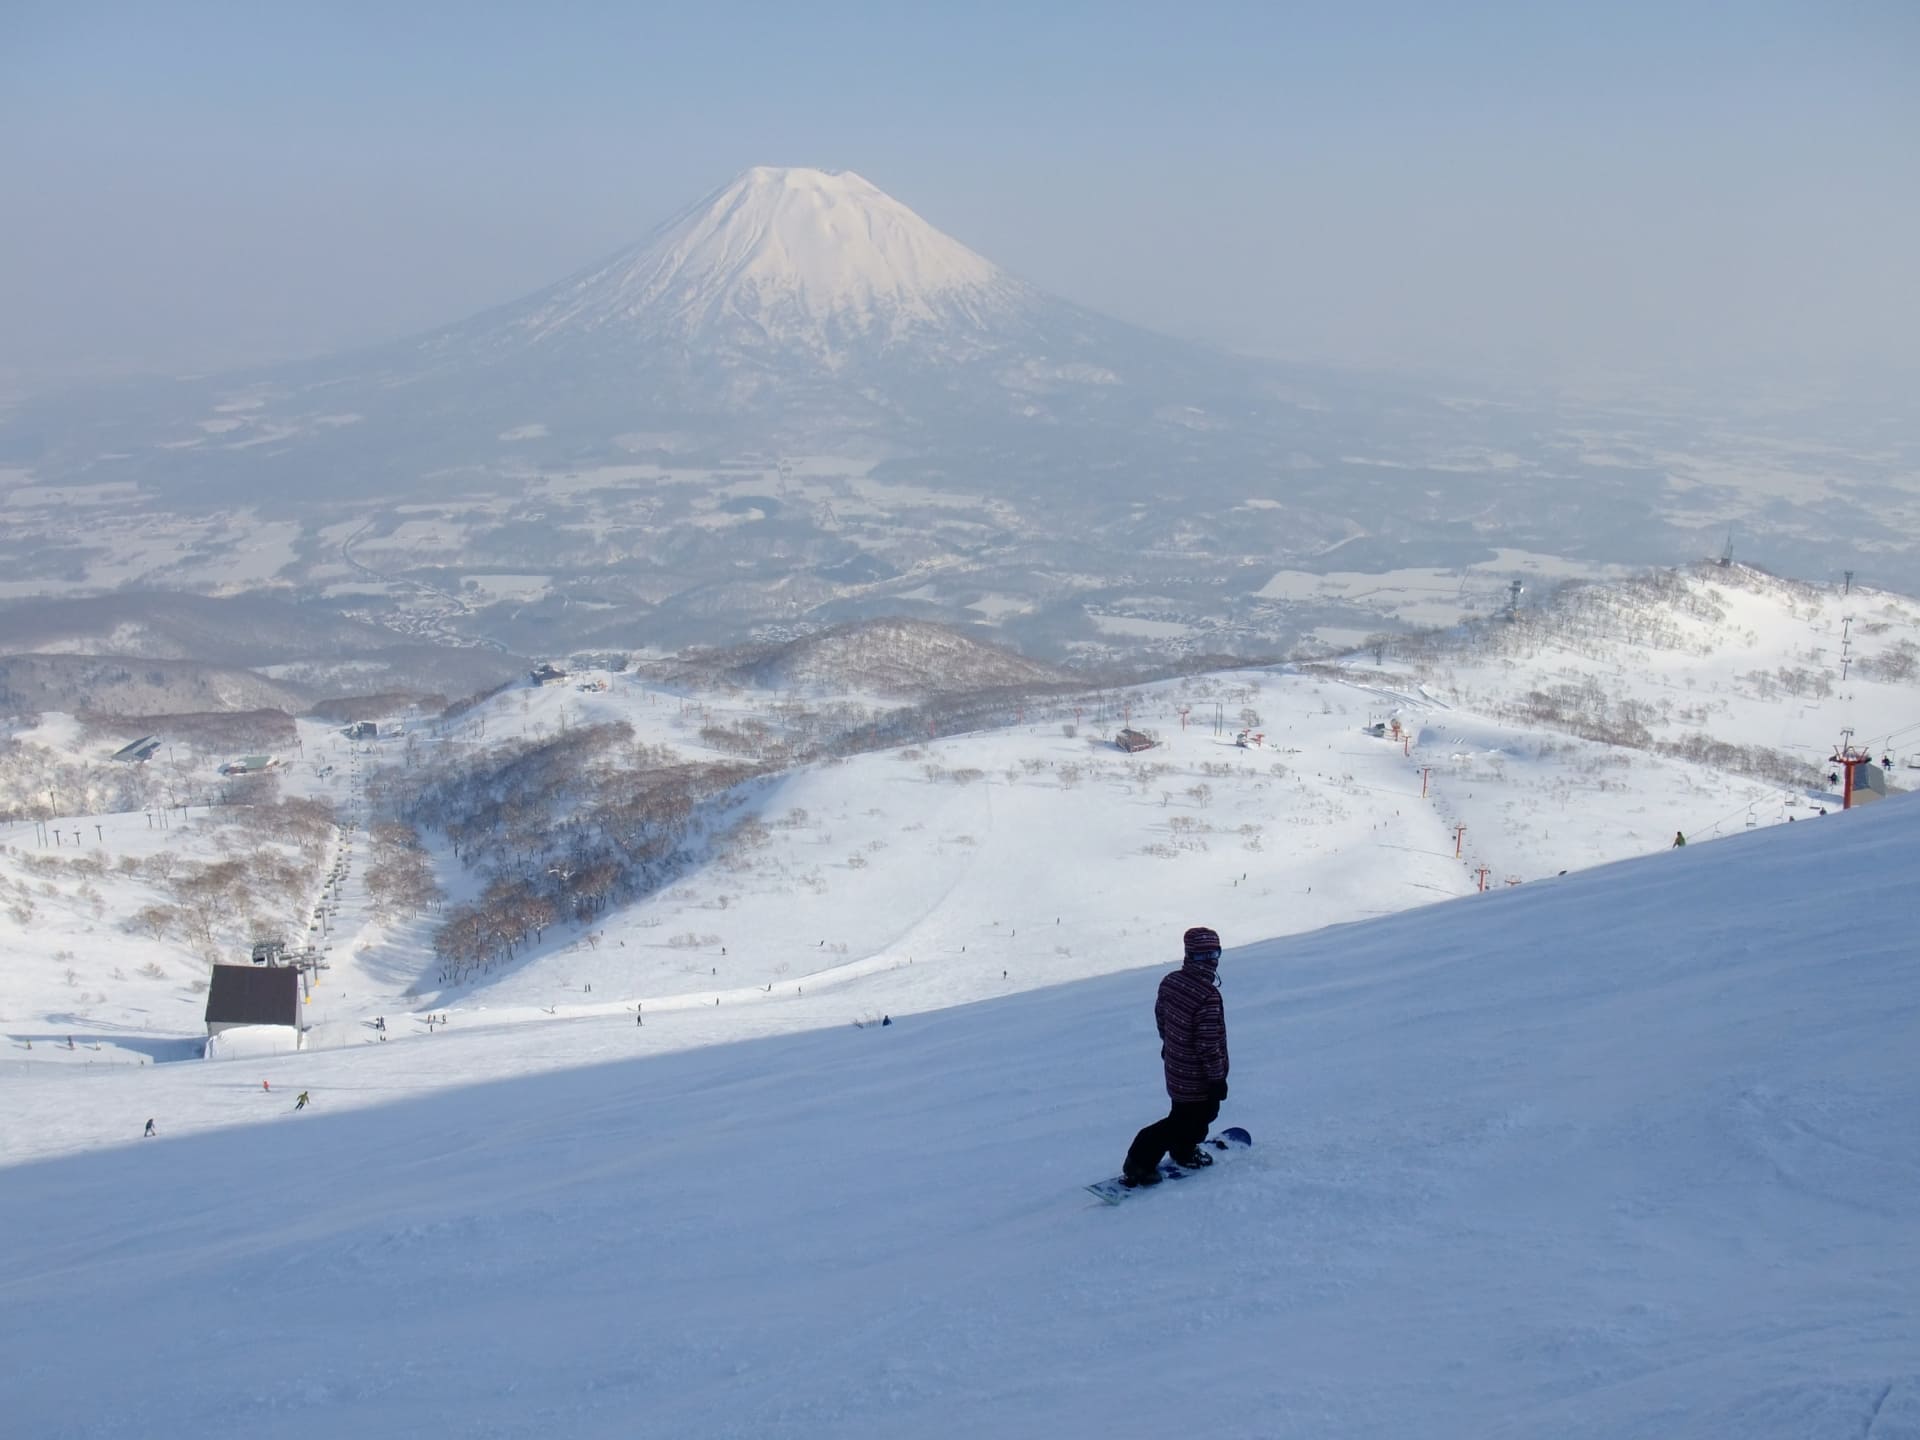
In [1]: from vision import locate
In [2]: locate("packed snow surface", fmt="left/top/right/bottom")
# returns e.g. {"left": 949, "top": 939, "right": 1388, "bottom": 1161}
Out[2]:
{"left": 3, "top": 797, "right": 1916, "bottom": 1438}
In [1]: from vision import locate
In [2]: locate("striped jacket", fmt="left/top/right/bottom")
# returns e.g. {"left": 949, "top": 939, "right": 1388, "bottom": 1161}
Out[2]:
{"left": 1155, "top": 951, "right": 1228, "bottom": 1101}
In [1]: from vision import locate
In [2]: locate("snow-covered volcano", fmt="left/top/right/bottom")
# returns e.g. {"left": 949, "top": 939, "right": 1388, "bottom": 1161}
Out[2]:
{"left": 361, "top": 162, "right": 1260, "bottom": 452}
{"left": 30, "top": 163, "right": 1336, "bottom": 517}
{"left": 503, "top": 167, "right": 1033, "bottom": 356}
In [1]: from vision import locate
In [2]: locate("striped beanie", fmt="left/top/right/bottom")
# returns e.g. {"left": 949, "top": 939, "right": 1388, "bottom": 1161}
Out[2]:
{"left": 1183, "top": 925, "right": 1221, "bottom": 958}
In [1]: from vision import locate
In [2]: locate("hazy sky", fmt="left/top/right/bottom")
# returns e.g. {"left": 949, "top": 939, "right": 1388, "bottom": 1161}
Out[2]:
{"left": 4, "top": 1, "right": 1916, "bottom": 392}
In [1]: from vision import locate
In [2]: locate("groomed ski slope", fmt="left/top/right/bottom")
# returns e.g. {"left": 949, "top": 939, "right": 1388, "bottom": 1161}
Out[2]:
{"left": 4, "top": 799, "right": 1918, "bottom": 1439}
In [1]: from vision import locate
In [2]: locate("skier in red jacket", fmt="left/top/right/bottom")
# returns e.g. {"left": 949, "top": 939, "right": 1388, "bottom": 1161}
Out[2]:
{"left": 1122, "top": 926, "right": 1230, "bottom": 1186}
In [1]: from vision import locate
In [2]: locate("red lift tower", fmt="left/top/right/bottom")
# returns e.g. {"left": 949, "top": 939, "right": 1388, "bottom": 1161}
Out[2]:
{"left": 1829, "top": 730, "right": 1881, "bottom": 810}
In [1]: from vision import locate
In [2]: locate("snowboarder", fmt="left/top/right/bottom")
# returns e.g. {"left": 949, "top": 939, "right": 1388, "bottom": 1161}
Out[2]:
{"left": 294, "top": 1091, "right": 311, "bottom": 1111}
{"left": 143, "top": 1118, "right": 155, "bottom": 1137}
{"left": 1672, "top": 830, "right": 1687, "bottom": 848}
{"left": 1122, "top": 926, "right": 1230, "bottom": 1188}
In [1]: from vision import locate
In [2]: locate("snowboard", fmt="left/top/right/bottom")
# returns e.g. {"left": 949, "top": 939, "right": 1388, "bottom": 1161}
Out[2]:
{"left": 1086, "top": 1127, "right": 1252, "bottom": 1204}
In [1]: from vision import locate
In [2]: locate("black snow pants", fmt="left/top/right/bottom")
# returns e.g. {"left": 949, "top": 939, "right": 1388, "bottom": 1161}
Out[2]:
{"left": 1125, "top": 1097, "right": 1219, "bottom": 1175}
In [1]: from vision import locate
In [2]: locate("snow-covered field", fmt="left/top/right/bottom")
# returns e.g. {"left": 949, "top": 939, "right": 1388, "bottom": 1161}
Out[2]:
{"left": 3, "top": 788, "right": 1915, "bottom": 1438}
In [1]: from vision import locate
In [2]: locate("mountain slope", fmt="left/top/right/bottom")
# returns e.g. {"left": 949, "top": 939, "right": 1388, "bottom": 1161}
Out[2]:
{"left": 375, "top": 166, "right": 1267, "bottom": 456}
{"left": 4, "top": 795, "right": 1915, "bottom": 1438}
{"left": 1357, "top": 560, "right": 1920, "bottom": 779}
{"left": 499, "top": 166, "right": 1028, "bottom": 355}
{"left": 3, "top": 648, "right": 1820, "bottom": 1064}
{"left": 710, "top": 617, "right": 1067, "bottom": 696}
{"left": 0, "top": 651, "right": 313, "bottom": 716}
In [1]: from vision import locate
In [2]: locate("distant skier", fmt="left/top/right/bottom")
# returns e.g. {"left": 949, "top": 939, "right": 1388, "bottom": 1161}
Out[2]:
{"left": 1121, "top": 926, "right": 1230, "bottom": 1187}
{"left": 143, "top": 1118, "right": 156, "bottom": 1137}
{"left": 1672, "top": 831, "right": 1687, "bottom": 848}
{"left": 294, "top": 1091, "right": 311, "bottom": 1111}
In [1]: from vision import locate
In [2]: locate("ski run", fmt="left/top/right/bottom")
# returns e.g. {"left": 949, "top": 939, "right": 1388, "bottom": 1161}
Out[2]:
{"left": 4, "top": 567, "right": 1919, "bottom": 1438}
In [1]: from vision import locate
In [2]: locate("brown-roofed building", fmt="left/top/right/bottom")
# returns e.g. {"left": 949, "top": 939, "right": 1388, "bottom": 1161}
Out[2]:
{"left": 1114, "top": 728, "right": 1156, "bottom": 753}
{"left": 204, "top": 964, "right": 302, "bottom": 1045}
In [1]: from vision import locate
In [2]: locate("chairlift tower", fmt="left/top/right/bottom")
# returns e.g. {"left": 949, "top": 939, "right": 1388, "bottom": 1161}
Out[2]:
{"left": 1830, "top": 729, "right": 1875, "bottom": 810}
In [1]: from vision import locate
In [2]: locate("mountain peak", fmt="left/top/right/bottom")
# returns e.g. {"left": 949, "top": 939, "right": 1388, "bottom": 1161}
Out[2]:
{"left": 727, "top": 164, "right": 879, "bottom": 194}
{"left": 510, "top": 166, "right": 1025, "bottom": 352}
